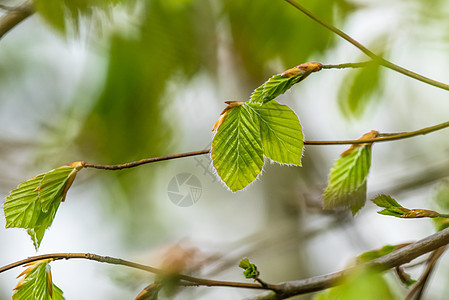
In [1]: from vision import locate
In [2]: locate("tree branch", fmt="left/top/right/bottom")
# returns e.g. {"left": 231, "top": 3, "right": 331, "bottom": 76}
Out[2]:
{"left": 2, "top": 227, "right": 449, "bottom": 298}
{"left": 0, "top": 1, "right": 34, "bottom": 39}
{"left": 283, "top": 0, "right": 449, "bottom": 92}
{"left": 84, "top": 119, "right": 449, "bottom": 170}
{"left": 251, "top": 227, "right": 449, "bottom": 299}
{"left": 0, "top": 253, "right": 276, "bottom": 292}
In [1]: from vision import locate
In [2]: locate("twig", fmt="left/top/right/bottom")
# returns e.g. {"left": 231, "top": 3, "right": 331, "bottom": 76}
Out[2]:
{"left": 405, "top": 246, "right": 447, "bottom": 300}
{"left": 283, "top": 0, "right": 449, "bottom": 92}
{"left": 321, "top": 61, "right": 373, "bottom": 69}
{"left": 253, "top": 226, "right": 449, "bottom": 299}
{"left": 0, "top": 253, "right": 278, "bottom": 292}
{"left": 84, "top": 119, "right": 449, "bottom": 170}
{"left": 0, "top": 0, "right": 34, "bottom": 39}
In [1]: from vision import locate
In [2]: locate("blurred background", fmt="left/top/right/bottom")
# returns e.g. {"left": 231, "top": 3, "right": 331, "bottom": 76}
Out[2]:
{"left": 1, "top": 0, "right": 449, "bottom": 299}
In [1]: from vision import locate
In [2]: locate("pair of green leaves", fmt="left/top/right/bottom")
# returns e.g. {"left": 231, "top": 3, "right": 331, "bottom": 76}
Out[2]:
{"left": 4, "top": 162, "right": 84, "bottom": 249}
{"left": 372, "top": 194, "right": 448, "bottom": 219}
{"left": 13, "top": 260, "right": 65, "bottom": 300}
{"left": 211, "top": 63, "right": 322, "bottom": 192}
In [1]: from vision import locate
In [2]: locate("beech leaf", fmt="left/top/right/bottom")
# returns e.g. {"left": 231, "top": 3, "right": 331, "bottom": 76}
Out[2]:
{"left": 323, "top": 131, "right": 378, "bottom": 214}
{"left": 211, "top": 103, "right": 264, "bottom": 192}
{"left": 13, "top": 260, "right": 65, "bottom": 300}
{"left": 4, "top": 162, "right": 84, "bottom": 249}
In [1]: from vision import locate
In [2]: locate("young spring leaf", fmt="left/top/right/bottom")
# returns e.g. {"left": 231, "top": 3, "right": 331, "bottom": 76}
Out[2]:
{"left": 13, "top": 260, "right": 65, "bottom": 300}
{"left": 323, "top": 131, "right": 378, "bottom": 215}
{"left": 250, "top": 62, "right": 322, "bottom": 104}
{"left": 211, "top": 102, "right": 264, "bottom": 192}
{"left": 239, "top": 258, "right": 259, "bottom": 279}
{"left": 4, "top": 162, "right": 84, "bottom": 249}
{"left": 211, "top": 100, "right": 304, "bottom": 191}
{"left": 372, "top": 194, "right": 443, "bottom": 218}
{"left": 247, "top": 101, "right": 303, "bottom": 165}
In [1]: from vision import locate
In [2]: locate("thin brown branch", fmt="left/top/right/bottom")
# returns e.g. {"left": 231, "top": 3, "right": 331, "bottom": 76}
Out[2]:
{"left": 3, "top": 227, "right": 449, "bottom": 298}
{"left": 0, "top": 0, "right": 34, "bottom": 39}
{"left": 84, "top": 119, "right": 449, "bottom": 170}
{"left": 0, "top": 253, "right": 277, "bottom": 292}
{"left": 405, "top": 246, "right": 447, "bottom": 300}
{"left": 283, "top": 0, "right": 449, "bottom": 92}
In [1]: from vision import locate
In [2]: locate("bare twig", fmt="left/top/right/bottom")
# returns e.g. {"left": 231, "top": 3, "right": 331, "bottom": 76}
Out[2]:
{"left": 321, "top": 61, "right": 373, "bottom": 69}
{"left": 283, "top": 0, "right": 449, "bottom": 92}
{"left": 405, "top": 246, "right": 447, "bottom": 300}
{"left": 84, "top": 119, "right": 449, "bottom": 170}
{"left": 0, "top": 0, "right": 34, "bottom": 39}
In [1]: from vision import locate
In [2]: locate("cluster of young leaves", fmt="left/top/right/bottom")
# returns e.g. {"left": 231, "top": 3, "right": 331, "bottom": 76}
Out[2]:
{"left": 13, "top": 260, "right": 64, "bottom": 300}
{"left": 3, "top": 162, "right": 84, "bottom": 249}
{"left": 238, "top": 258, "right": 259, "bottom": 279}
{"left": 211, "top": 64, "right": 322, "bottom": 192}
{"left": 371, "top": 194, "right": 448, "bottom": 219}
{"left": 323, "top": 131, "right": 378, "bottom": 215}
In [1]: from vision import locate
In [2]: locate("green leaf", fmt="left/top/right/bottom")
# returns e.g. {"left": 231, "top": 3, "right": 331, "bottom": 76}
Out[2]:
{"left": 323, "top": 131, "right": 377, "bottom": 214}
{"left": 239, "top": 258, "right": 259, "bottom": 279}
{"left": 338, "top": 62, "right": 382, "bottom": 118}
{"left": 211, "top": 103, "right": 264, "bottom": 192}
{"left": 372, "top": 194, "right": 443, "bottom": 219}
{"left": 247, "top": 101, "right": 303, "bottom": 165}
{"left": 4, "top": 162, "right": 84, "bottom": 249}
{"left": 249, "top": 63, "right": 322, "bottom": 104}
{"left": 371, "top": 195, "right": 407, "bottom": 217}
{"left": 314, "top": 268, "right": 394, "bottom": 300}
{"left": 356, "top": 244, "right": 408, "bottom": 264}
{"left": 13, "top": 260, "right": 65, "bottom": 300}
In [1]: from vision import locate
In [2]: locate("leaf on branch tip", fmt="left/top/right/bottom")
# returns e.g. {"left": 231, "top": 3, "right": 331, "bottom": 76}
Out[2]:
{"left": 13, "top": 260, "right": 65, "bottom": 300}
{"left": 211, "top": 101, "right": 303, "bottom": 191}
{"left": 239, "top": 258, "right": 259, "bottom": 279}
{"left": 4, "top": 162, "right": 85, "bottom": 249}
{"left": 372, "top": 195, "right": 442, "bottom": 218}
{"left": 249, "top": 62, "right": 321, "bottom": 104}
{"left": 323, "top": 131, "right": 378, "bottom": 215}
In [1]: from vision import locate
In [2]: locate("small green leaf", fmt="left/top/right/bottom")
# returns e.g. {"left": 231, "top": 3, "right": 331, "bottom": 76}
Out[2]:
{"left": 372, "top": 195, "right": 443, "bottom": 219}
{"left": 13, "top": 260, "right": 65, "bottom": 300}
{"left": 249, "top": 63, "right": 322, "bottom": 104}
{"left": 4, "top": 162, "right": 84, "bottom": 249}
{"left": 211, "top": 103, "right": 264, "bottom": 192}
{"left": 239, "top": 258, "right": 259, "bottom": 279}
{"left": 248, "top": 101, "right": 303, "bottom": 165}
{"left": 371, "top": 195, "right": 407, "bottom": 217}
{"left": 323, "top": 131, "right": 378, "bottom": 214}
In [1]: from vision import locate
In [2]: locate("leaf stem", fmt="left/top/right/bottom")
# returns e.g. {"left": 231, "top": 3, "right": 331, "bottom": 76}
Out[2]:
{"left": 283, "top": 0, "right": 449, "bottom": 92}
{"left": 84, "top": 119, "right": 449, "bottom": 170}
{"left": 321, "top": 61, "right": 373, "bottom": 69}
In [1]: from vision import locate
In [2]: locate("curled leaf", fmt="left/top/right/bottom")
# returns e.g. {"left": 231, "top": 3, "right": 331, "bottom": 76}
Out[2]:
{"left": 372, "top": 194, "right": 445, "bottom": 219}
